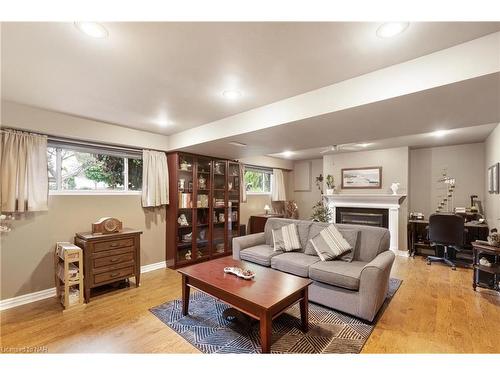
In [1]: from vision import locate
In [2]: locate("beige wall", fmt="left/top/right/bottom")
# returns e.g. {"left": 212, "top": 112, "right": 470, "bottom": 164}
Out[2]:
{"left": 0, "top": 195, "right": 165, "bottom": 300}
{"left": 288, "top": 159, "right": 323, "bottom": 220}
{"left": 1, "top": 101, "right": 170, "bottom": 151}
{"left": 323, "top": 147, "right": 409, "bottom": 250}
{"left": 485, "top": 124, "right": 500, "bottom": 229}
{"left": 410, "top": 143, "right": 485, "bottom": 218}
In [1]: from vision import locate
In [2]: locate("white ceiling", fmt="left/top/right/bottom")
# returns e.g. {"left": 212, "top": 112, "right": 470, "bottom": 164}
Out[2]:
{"left": 267, "top": 123, "right": 498, "bottom": 160}
{"left": 2, "top": 22, "right": 500, "bottom": 135}
{"left": 179, "top": 72, "right": 500, "bottom": 159}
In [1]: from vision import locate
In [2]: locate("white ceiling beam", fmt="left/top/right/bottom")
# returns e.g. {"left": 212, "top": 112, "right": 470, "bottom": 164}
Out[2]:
{"left": 169, "top": 32, "right": 500, "bottom": 150}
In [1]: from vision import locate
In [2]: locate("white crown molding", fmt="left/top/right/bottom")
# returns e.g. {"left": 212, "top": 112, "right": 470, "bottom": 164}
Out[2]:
{"left": 0, "top": 260, "right": 167, "bottom": 311}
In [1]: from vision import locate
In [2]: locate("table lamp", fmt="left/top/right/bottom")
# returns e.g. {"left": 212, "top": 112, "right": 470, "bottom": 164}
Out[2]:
{"left": 264, "top": 204, "right": 271, "bottom": 215}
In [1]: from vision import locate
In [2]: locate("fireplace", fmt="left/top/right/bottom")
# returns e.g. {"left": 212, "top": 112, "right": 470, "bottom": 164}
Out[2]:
{"left": 336, "top": 207, "right": 389, "bottom": 228}
{"left": 325, "top": 194, "right": 406, "bottom": 251}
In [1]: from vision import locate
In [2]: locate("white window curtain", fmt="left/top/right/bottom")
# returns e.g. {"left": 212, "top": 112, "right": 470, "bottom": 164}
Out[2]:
{"left": 239, "top": 163, "right": 247, "bottom": 203}
{"left": 141, "top": 150, "right": 169, "bottom": 207}
{"left": 0, "top": 129, "right": 48, "bottom": 212}
{"left": 271, "top": 168, "right": 287, "bottom": 201}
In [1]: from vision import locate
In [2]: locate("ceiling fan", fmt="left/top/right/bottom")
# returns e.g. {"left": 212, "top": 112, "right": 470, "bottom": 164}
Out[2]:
{"left": 319, "top": 143, "right": 360, "bottom": 154}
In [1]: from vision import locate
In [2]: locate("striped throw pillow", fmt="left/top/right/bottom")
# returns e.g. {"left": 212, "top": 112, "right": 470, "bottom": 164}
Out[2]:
{"left": 309, "top": 224, "right": 352, "bottom": 261}
{"left": 272, "top": 223, "right": 302, "bottom": 252}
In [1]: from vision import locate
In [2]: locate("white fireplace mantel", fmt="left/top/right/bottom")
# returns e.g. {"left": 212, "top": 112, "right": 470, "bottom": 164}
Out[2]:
{"left": 324, "top": 194, "right": 407, "bottom": 251}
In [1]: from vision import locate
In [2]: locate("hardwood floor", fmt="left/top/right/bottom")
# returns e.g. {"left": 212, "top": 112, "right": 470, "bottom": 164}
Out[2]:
{"left": 1, "top": 255, "right": 499, "bottom": 353}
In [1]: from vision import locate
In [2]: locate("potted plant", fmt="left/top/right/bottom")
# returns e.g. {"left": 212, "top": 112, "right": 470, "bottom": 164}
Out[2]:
{"left": 311, "top": 200, "right": 333, "bottom": 222}
{"left": 325, "top": 174, "right": 335, "bottom": 195}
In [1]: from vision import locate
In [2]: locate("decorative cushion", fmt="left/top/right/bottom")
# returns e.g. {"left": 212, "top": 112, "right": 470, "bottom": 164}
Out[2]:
{"left": 337, "top": 229, "right": 359, "bottom": 263}
{"left": 305, "top": 225, "right": 359, "bottom": 262}
{"left": 265, "top": 218, "right": 312, "bottom": 251}
{"left": 309, "top": 224, "right": 352, "bottom": 261}
{"left": 272, "top": 223, "right": 301, "bottom": 252}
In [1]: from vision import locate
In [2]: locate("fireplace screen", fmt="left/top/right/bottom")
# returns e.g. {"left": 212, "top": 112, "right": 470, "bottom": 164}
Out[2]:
{"left": 336, "top": 207, "right": 389, "bottom": 228}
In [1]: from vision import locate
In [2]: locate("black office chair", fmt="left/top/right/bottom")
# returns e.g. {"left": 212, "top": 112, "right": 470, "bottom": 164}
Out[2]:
{"left": 427, "top": 213, "right": 464, "bottom": 270}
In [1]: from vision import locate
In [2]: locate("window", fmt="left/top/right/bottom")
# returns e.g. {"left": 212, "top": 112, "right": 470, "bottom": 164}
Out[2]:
{"left": 48, "top": 143, "right": 142, "bottom": 193}
{"left": 244, "top": 167, "right": 272, "bottom": 194}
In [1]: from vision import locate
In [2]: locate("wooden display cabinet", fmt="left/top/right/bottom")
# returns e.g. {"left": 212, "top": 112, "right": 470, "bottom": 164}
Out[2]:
{"left": 166, "top": 152, "right": 241, "bottom": 268}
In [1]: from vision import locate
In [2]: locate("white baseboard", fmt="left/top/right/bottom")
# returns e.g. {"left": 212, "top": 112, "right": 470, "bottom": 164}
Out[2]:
{"left": 393, "top": 249, "right": 409, "bottom": 257}
{"left": 0, "top": 260, "right": 167, "bottom": 311}
{"left": 0, "top": 287, "right": 57, "bottom": 311}
{"left": 140, "top": 261, "right": 166, "bottom": 273}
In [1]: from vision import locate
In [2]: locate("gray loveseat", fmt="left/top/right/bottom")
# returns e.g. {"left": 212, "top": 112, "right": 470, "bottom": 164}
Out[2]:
{"left": 232, "top": 218, "right": 395, "bottom": 322}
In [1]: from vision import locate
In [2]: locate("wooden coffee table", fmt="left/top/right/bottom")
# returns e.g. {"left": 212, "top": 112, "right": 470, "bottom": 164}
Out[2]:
{"left": 178, "top": 257, "right": 312, "bottom": 353}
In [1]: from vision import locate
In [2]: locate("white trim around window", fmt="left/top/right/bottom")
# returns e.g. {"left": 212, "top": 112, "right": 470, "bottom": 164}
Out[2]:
{"left": 49, "top": 190, "right": 142, "bottom": 196}
{"left": 246, "top": 191, "right": 272, "bottom": 196}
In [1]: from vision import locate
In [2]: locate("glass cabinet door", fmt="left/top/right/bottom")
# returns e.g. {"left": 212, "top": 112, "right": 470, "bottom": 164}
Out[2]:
{"left": 227, "top": 162, "right": 241, "bottom": 253}
{"left": 212, "top": 160, "right": 227, "bottom": 255}
{"left": 176, "top": 154, "right": 194, "bottom": 263}
{"left": 195, "top": 156, "right": 211, "bottom": 260}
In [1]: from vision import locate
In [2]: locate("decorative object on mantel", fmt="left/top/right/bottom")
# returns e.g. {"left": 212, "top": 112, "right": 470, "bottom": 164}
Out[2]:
{"left": 325, "top": 174, "right": 335, "bottom": 195}
{"left": 390, "top": 182, "right": 400, "bottom": 195}
{"left": 91, "top": 217, "right": 123, "bottom": 234}
{"left": 341, "top": 167, "right": 382, "bottom": 189}
{"left": 435, "top": 169, "right": 456, "bottom": 213}
{"left": 488, "top": 162, "right": 499, "bottom": 194}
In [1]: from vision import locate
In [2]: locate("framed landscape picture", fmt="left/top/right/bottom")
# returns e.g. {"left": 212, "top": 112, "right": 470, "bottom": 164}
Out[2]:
{"left": 341, "top": 167, "right": 382, "bottom": 189}
{"left": 488, "top": 163, "right": 499, "bottom": 194}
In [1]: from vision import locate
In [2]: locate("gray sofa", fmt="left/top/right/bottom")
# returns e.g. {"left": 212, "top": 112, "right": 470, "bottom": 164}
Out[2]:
{"left": 232, "top": 218, "right": 395, "bottom": 322}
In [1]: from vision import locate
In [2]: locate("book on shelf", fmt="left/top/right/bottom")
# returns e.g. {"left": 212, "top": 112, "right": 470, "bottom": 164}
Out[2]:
{"left": 178, "top": 192, "right": 192, "bottom": 208}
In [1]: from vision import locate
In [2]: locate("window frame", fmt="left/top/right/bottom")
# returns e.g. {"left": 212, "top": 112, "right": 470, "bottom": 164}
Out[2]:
{"left": 48, "top": 144, "right": 143, "bottom": 196}
{"left": 244, "top": 166, "right": 273, "bottom": 196}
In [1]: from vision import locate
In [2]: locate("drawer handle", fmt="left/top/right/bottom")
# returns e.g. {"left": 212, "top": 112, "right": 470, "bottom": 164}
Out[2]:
{"left": 110, "top": 272, "right": 120, "bottom": 277}
{"left": 110, "top": 243, "right": 119, "bottom": 247}
{"left": 110, "top": 258, "right": 120, "bottom": 262}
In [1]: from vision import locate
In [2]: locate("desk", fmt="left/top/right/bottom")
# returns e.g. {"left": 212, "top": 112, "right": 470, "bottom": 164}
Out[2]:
{"left": 407, "top": 220, "right": 489, "bottom": 259}
{"left": 249, "top": 214, "right": 284, "bottom": 234}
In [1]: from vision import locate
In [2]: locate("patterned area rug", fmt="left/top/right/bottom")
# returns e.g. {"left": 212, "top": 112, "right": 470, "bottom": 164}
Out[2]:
{"left": 150, "top": 278, "right": 402, "bottom": 354}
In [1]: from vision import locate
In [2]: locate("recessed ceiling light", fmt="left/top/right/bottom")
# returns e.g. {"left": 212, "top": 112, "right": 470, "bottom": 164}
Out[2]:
{"left": 376, "top": 22, "right": 409, "bottom": 38}
{"left": 74, "top": 22, "right": 108, "bottom": 39}
{"left": 228, "top": 141, "right": 247, "bottom": 147}
{"left": 282, "top": 151, "right": 294, "bottom": 158}
{"left": 432, "top": 130, "right": 449, "bottom": 137}
{"left": 222, "top": 90, "right": 242, "bottom": 100}
{"left": 358, "top": 143, "right": 372, "bottom": 148}
{"left": 157, "top": 120, "right": 173, "bottom": 128}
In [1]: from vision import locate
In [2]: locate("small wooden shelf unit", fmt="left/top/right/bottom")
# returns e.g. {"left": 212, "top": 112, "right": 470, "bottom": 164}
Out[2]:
{"left": 472, "top": 241, "right": 500, "bottom": 292}
{"left": 166, "top": 152, "right": 241, "bottom": 268}
{"left": 54, "top": 242, "right": 85, "bottom": 310}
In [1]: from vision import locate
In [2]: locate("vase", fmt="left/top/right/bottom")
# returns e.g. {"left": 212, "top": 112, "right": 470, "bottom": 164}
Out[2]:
{"left": 326, "top": 188, "right": 334, "bottom": 195}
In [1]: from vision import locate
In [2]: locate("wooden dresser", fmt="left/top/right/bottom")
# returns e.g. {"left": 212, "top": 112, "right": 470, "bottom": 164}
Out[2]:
{"left": 75, "top": 228, "right": 142, "bottom": 303}
{"left": 248, "top": 214, "right": 284, "bottom": 234}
